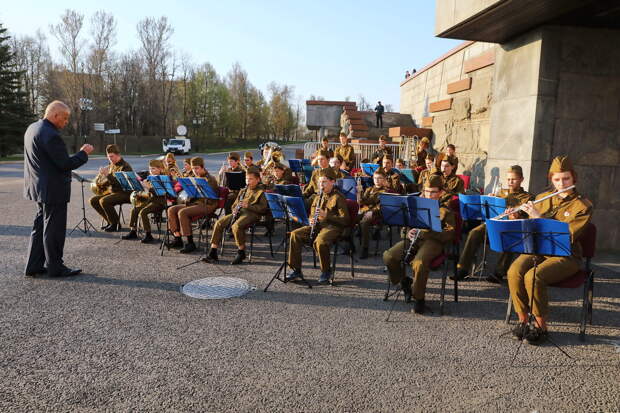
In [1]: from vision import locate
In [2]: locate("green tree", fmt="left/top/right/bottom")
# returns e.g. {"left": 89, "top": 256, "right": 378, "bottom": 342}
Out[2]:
{"left": 0, "top": 23, "right": 33, "bottom": 157}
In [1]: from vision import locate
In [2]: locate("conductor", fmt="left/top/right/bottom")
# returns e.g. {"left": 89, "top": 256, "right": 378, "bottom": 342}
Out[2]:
{"left": 24, "top": 100, "right": 94, "bottom": 277}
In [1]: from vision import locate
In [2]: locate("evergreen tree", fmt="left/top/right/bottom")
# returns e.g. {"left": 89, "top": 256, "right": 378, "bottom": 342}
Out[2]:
{"left": 0, "top": 23, "right": 32, "bottom": 157}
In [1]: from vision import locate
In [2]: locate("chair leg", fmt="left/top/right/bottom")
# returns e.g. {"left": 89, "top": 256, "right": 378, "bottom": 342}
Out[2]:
{"left": 453, "top": 256, "right": 458, "bottom": 302}
{"left": 330, "top": 242, "right": 338, "bottom": 286}
{"left": 219, "top": 231, "right": 227, "bottom": 257}
{"left": 440, "top": 263, "right": 447, "bottom": 316}
{"left": 505, "top": 295, "right": 512, "bottom": 324}
{"left": 350, "top": 238, "right": 355, "bottom": 278}
{"left": 588, "top": 273, "right": 594, "bottom": 325}
{"left": 580, "top": 277, "right": 589, "bottom": 342}
{"left": 383, "top": 277, "right": 392, "bottom": 301}
{"left": 268, "top": 230, "right": 274, "bottom": 258}
{"left": 249, "top": 226, "right": 255, "bottom": 263}
{"left": 312, "top": 249, "right": 316, "bottom": 268}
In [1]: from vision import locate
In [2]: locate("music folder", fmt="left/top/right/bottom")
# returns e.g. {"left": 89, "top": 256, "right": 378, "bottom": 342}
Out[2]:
{"left": 486, "top": 218, "right": 571, "bottom": 256}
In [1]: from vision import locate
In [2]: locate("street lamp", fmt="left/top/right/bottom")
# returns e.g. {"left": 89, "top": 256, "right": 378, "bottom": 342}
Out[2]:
{"left": 79, "top": 97, "right": 94, "bottom": 142}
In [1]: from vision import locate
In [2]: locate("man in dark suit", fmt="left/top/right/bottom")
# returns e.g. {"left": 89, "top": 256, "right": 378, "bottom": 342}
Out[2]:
{"left": 24, "top": 100, "right": 94, "bottom": 278}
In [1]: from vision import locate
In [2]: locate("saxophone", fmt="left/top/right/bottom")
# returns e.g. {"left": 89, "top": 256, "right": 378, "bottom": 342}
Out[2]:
{"left": 309, "top": 187, "right": 324, "bottom": 242}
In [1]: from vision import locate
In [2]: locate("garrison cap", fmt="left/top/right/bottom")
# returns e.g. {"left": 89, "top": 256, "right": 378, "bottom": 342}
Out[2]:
{"left": 549, "top": 156, "right": 574, "bottom": 174}
{"left": 244, "top": 151, "right": 253, "bottom": 159}
{"left": 420, "top": 137, "right": 430, "bottom": 145}
{"left": 106, "top": 144, "right": 120, "bottom": 154}
{"left": 190, "top": 157, "right": 204, "bottom": 167}
{"left": 228, "top": 152, "right": 240, "bottom": 161}
{"left": 507, "top": 165, "right": 524, "bottom": 177}
{"left": 148, "top": 159, "right": 165, "bottom": 169}
{"left": 318, "top": 168, "right": 337, "bottom": 180}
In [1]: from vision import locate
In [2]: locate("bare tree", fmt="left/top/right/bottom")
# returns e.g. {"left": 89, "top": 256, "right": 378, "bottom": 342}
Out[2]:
{"left": 50, "top": 9, "right": 85, "bottom": 74}
{"left": 88, "top": 10, "right": 116, "bottom": 77}
{"left": 11, "top": 30, "right": 50, "bottom": 116}
{"left": 357, "top": 94, "right": 371, "bottom": 111}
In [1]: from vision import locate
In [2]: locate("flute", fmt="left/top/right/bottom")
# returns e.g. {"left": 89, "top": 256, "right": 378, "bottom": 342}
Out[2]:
{"left": 493, "top": 185, "right": 575, "bottom": 220}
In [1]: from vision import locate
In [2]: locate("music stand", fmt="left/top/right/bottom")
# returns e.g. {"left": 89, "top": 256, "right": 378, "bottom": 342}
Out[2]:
{"left": 225, "top": 171, "right": 246, "bottom": 192}
{"left": 336, "top": 178, "right": 357, "bottom": 201}
{"left": 393, "top": 168, "right": 416, "bottom": 185}
{"left": 264, "top": 194, "right": 312, "bottom": 291}
{"left": 361, "top": 163, "right": 380, "bottom": 176}
{"left": 69, "top": 172, "right": 98, "bottom": 235}
{"left": 288, "top": 159, "right": 303, "bottom": 182}
{"left": 380, "top": 194, "right": 441, "bottom": 320}
{"left": 113, "top": 171, "right": 142, "bottom": 192}
{"left": 274, "top": 184, "right": 303, "bottom": 198}
{"left": 175, "top": 178, "right": 219, "bottom": 270}
{"left": 145, "top": 175, "right": 177, "bottom": 251}
{"left": 458, "top": 194, "right": 506, "bottom": 279}
{"left": 487, "top": 217, "right": 572, "bottom": 361}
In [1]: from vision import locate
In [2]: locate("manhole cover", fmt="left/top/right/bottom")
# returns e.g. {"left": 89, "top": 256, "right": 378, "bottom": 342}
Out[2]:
{"left": 181, "top": 277, "right": 255, "bottom": 299}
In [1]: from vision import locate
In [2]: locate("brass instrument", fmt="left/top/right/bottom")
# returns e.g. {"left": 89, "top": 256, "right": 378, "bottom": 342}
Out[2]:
{"left": 218, "top": 160, "right": 227, "bottom": 186}
{"left": 493, "top": 185, "right": 576, "bottom": 220}
{"left": 90, "top": 165, "right": 112, "bottom": 196}
{"left": 309, "top": 187, "right": 324, "bottom": 242}
{"left": 130, "top": 179, "right": 153, "bottom": 208}
{"left": 356, "top": 176, "right": 363, "bottom": 204}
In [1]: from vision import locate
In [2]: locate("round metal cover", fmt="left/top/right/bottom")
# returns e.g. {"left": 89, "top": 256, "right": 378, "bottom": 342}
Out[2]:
{"left": 181, "top": 277, "right": 255, "bottom": 300}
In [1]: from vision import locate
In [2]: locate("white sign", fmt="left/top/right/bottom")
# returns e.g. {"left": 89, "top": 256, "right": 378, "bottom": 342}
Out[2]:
{"left": 105, "top": 129, "right": 121, "bottom": 134}
{"left": 93, "top": 123, "right": 105, "bottom": 131}
{"left": 177, "top": 125, "right": 187, "bottom": 136}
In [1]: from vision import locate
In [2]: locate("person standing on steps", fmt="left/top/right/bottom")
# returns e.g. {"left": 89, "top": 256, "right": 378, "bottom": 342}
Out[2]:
{"left": 374, "top": 101, "right": 384, "bottom": 128}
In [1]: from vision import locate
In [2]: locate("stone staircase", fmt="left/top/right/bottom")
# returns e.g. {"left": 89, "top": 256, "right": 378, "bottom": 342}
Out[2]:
{"left": 340, "top": 105, "right": 416, "bottom": 140}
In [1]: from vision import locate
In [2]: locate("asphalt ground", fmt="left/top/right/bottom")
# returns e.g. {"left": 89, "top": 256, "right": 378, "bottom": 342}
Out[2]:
{"left": 1, "top": 145, "right": 619, "bottom": 412}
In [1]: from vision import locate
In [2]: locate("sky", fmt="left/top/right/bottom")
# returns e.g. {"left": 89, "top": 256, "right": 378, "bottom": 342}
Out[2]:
{"left": 0, "top": 0, "right": 463, "bottom": 112}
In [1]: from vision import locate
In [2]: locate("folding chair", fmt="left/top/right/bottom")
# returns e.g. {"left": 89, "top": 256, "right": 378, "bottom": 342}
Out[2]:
{"left": 504, "top": 222, "right": 597, "bottom": 341}
{"left": 329, "top": 199, "right": 359, "bottom": 285}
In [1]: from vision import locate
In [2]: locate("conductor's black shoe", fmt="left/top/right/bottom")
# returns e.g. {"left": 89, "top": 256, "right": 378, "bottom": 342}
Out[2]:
{"left": 524, "top": 327, "right": 548, "bottom": 346}
{"left": 24, "top": 268, "right": 47, "bottom": 277}
{"left": 413, "top": 299, "right": 425, "bottom": 314}
{"left": 104, "top": 223, "right": 121, "bottom": 232}
{"left": 166, "top": 237, "right": 183, "bottom": 249}
{"left": 511, "top": 322, "right": 529, "bottom": 340}
{"left": 486, "top": 273, "right": 504, "bottom": 284}
{"left": 401, "top": 278, "right": 413, "bottom": 303}
{"left": 140, "top": 233, "right": 154, "bottom": 243}
{"left": 50, "top": 268, "right": 82, "bottom": 278}
{"left": 231, "top": 250, "right": 246, "bottom": 265}
{"left": 121, "top": 230, "right": 138, "bottom": 240}
{"left": 179, "top": 241, "right": 196, "bottom": 254}
{"left": 286, "top": 270, "right": 303, "bottom": 281}
{"left": 450, "top": 268, "right": 469, "bottom": 281}
{"left": 359, "top": 248, "right": 369, "bottom": 259}
{"left": 100, "top": 223, "right": 110, "bottom": 230}
{"left": 318, "top": 272, "right": 331, "bottom": 284}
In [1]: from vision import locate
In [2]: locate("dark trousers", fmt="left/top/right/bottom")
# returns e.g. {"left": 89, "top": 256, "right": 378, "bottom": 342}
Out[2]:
{"left": 25, "top": 202, "right": 68, "bottom": 276}
{"left": 376, "top": 114, "right": 383, "bottom": 128}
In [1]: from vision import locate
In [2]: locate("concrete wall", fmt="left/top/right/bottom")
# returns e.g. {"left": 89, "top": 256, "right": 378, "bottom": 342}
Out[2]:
{"left": 306, "top": 105, "right": 343, "bottom": 129}
{"left": 399, "top": 41, "right": 495, "bottom": 189}
{"left": 435, "top": 0, "right": 501, "bottom": 35}
{"left": 487, "top": 25, "right": 620, "bottom": 251}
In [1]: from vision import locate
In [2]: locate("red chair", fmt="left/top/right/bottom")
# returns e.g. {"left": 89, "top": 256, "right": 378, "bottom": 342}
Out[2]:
{"left": 457, "top": 174, "right": 470, "bottom": 191}
{"left": 504, "top": 223, "right": 597, "bottom": 341}
{"left": 329, "top": 199, "right": 360, "bottom": 285}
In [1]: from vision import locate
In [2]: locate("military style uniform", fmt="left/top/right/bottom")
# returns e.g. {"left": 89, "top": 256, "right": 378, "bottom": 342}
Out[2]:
{"left": 458, "top": 187, "right": 534, "bottom": 276}
{"left": 89, "top": 158, "right": 133, "bottom": 226}
{"left": 383, "top": 201, "right": 456, "bottom": 300}
{"left": 507, "top": 189, "right": 592, "bottom": 318}
{"left": 378, "top": 167, "right": 404, "bottom": 194}
{"left": 441, "top": 173, "right": 465, "bottom": 203}
{"left": 168, "top": 174, "right": 219, "bottom": 236}
{"left": 334, "top": 143, "right": 355, "bottom": 170}
{"left": 288, "top": 189, "right": 350, "bottom": 273}
{"left": 371, "top": 146, "right": 393, "bottom": 164}
{"left": 313, "top": 147, "right": 334, "bottom": 161}
{"left": 436, "top": 153, "right": 459, "bottom": 172}
{"left": 303, "top": 167, "right": 332, "bottom": 208}
{"left": 211, "top": 184, "right": 268, "bottom": 248}
{"left": 129, "top": 187, "right": 167, "bottom": 233}
{"left": 358, "top": 186, "right": 387, "bottom": 249}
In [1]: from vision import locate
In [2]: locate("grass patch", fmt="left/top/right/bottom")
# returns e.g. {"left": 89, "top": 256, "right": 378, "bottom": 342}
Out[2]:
{"left": 0, "top": 155, "right": 24, "bottom": 161}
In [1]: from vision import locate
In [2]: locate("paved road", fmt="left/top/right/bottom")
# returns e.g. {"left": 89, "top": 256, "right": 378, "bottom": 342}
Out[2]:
{"left": 0, "top": 144, "right": 619, "bottom": 412}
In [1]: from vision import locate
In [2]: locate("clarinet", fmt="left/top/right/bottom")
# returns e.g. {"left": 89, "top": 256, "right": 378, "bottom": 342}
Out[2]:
{"left": 231, "top": 187, "right": 248, "bottom": 226}
{"left": 309, "top": 188, "right": 324, "bottom": 242}
{"left": 403, "top": 228, "right": 422, "bottom": 264}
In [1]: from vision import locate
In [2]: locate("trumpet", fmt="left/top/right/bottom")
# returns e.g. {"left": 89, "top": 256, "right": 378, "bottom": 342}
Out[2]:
{"left": 493, "top": 185, "right": 576, "bottom": 220}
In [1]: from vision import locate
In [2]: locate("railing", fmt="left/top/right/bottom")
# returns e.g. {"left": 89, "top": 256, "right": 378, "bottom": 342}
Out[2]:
{"left": 303, "top": 142, "right": 404, "bottom": 169}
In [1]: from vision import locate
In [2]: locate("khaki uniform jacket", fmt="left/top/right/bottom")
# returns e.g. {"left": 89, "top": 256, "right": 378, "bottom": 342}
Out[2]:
{"left": 371, "top": 147, "right": 393, "bottom": 164}
{"left": 441, "top": 173, "right": 464, "bottom": 202}
{"left": 498, "top": 187, "right": 534, "bottom": 218}
{"left": 313, "top": 147, "right": 334, "bottom": 160}
{"left": 303, "top": 167, "right": 331, "bottom": 197}
{"left": 415, "top": 148, "right": 428, "bottom": 168}
{"left": 536, "top": 190, "right": 593, "bottom": 258}
{"left": 265, "top": 177, "right": 292, "bottom": 190}
{"left": 107, "top": 158, "right": 133, "bottom": 193}
{"left": 232, "top": 184, "right": 269, "bottom": 220}
{"left": 311, "top": 190, "right": 350, "bottom": 231}
{"left": 359, "top": 186, "right": 386, "bottom": 215}
{"left": 378, "top": 167, "right": 404, "bottom": 194}
{"left": 334, "top": 144, "right": 355, "bottom": 168}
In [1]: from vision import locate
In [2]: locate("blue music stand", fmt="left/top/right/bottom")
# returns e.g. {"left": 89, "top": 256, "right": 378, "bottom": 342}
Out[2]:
{"left": 275, "top": 184, "right": 303, "bottom": 198}
{"left": 336, "top": 178, "right": 357, "bottom": 201}
{"left": 288, "top": 159, "right": 303, "bottom": 173}
{"left": 458, "top": 194, "right": 507, "bottom": 278}
{"left": 264, "top": 194, "right": 312, "bottom": 291}
{"left": 361, "top": 163, "right": 380, "bottom": 176}
{"left": 114, "top": 171, "right": 142, "bottom": 192}
{"left": 395, "top": 169, "right": 416, "bottom": 184}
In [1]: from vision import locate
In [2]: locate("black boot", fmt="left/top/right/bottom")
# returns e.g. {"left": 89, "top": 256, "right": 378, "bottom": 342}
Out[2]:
{"left": 166, "top": 236, "right": 183, "bottom": 249}
{"left": 121, "top": 230, "right": 138, "bottom": 240}
{"left": 104, "top": 222, "right": 121, "bottom": 232}
{"left": 359, "top": 248, "right": 369, "bottom": 259}
{"left": 231, "top": 249, "right": 246, "bottom": 265}
{"left": 450, "top": 268, "right": 469, "bottom": 281}
{"left": 401, "top": 277, "right": 413, "bottom": 303}
{"left": 180, "top": 236, "right": 196, "bottom": 254}
{"left": 413, "top": 299, "right": 425, "bottom": 314}
{"left": 140, "top": 232, "right": 154, "bottom": 243}
{"left": 202, "top": 248, "right": 219, "bottom": 263}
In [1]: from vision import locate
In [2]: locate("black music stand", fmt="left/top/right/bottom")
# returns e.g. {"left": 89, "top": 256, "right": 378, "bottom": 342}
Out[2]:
{"left": 487, "top": 217, "right": 572, "bottom": 362}
{"left": 225, "top": 171, "right": 246, "bottom": 191}
{"left": 69, "top": 171, "right": 98, "bottom": 235}
{"left": 150, "top": 175, "right": 178, "bottom": 255}
{"left": 458, "top": 194, "right": 506, "bottom": 279}
{"left": 263, "top": 194, "right": 312, "bottom": 291}
{"left": 379, "top": 194, "right": 441, "bottom": 321}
